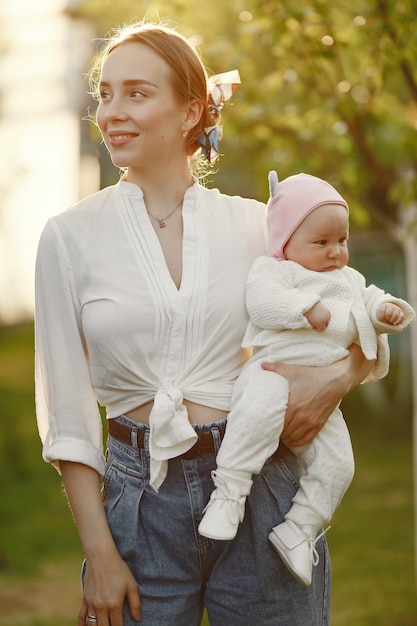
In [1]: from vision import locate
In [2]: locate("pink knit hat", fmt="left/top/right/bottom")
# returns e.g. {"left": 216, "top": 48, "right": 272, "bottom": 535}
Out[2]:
{"left": 266, "top": 171, "right": 349, "bottom": 259}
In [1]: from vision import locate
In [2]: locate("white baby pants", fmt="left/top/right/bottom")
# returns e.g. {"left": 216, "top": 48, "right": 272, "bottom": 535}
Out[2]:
{"left": 216, "top": 351, "right": 355, "bottom": 530}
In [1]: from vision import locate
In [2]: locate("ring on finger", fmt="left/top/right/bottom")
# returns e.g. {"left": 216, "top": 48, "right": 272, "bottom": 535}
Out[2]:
{"left": 87, "top": 616, "right": 98, "bottom": 624}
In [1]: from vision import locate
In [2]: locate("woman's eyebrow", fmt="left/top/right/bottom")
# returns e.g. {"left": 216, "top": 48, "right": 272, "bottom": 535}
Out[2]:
{"left": 99, "top": 79, "right": 158, "bottom": 88}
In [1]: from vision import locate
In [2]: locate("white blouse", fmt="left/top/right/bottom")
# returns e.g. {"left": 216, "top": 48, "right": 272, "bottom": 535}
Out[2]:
{"left": 35, "top": 180, "right": 267, "bottom": 483}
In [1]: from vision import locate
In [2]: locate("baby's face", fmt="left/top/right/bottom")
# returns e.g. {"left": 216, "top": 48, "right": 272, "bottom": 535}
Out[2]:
{"left": 283, "top": 203, "right": 349, "bottom": 272}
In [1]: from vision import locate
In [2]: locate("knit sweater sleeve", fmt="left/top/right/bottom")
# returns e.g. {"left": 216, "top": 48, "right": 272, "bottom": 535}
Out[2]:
{"left": 245, "top": 257, "right": 320, "bottom": 330}
{"left": 362, "top": 283, "right": 416, "bottom": 333}
{"left": 346, "top": 266, "right": 416, "bottom": 382}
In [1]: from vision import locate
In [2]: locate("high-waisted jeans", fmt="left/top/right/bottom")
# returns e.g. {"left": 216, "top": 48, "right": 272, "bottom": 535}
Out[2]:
{"left": 100, "top": 414, "right": 331, "bottom": 625}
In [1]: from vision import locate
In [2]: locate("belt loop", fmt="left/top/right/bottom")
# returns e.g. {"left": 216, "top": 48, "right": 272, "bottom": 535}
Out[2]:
{"left": 210, "top": 425, "right": 223, "bottom": 455}
{"left": 130, "top": 423, "right": 137, "bottom": 449}
{"left": 143, "top": 428, "right": 150, "bottom": 452}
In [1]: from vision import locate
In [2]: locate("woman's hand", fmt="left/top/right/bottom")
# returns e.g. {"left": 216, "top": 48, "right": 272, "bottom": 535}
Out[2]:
{"left": 60, "top": 462, "right": 141, "bottom": 625}
{"left": 79, "top": 547, "right": 141, "bottom": 626}
{"left": 262, "top": 344, "right": 374, "bottom": 447}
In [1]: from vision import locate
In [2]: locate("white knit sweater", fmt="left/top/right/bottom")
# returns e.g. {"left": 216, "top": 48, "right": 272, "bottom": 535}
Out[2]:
{"left": 242, "top": 256, "right": 415, "bottom": 382}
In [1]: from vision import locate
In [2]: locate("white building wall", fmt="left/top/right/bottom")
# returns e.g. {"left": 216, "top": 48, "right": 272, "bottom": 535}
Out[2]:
{"left": 0, "top": 0, "right": 98, "bottom": 324}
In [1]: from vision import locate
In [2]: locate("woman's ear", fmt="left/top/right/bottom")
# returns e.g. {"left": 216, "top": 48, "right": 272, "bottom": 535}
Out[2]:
{"left": 184, "top": 99, "right": 204, "bottom": 131}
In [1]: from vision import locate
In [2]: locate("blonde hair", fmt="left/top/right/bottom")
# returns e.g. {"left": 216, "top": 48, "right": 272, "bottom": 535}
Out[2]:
{"left": 89, "top": 21, "right": 215, "bottom": 174}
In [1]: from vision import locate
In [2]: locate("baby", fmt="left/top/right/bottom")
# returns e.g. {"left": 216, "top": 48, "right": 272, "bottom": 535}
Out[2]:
{"left": 198, "top": 171, "right": 415, "bottom": 586}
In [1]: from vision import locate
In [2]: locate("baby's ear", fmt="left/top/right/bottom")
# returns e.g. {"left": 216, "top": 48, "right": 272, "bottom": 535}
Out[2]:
{"left": 268, "top": 171, "right": 279, "bottom": 197}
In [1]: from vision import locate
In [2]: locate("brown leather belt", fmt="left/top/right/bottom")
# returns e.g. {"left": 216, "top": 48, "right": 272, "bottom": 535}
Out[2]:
{"left": 108, "top": 418, "right": 289, "bottom": 461}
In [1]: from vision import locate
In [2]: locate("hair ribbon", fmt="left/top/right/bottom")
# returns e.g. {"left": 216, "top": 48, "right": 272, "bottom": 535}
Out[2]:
{"left": 197, "top": 69, "right": 241, "bottom": 163}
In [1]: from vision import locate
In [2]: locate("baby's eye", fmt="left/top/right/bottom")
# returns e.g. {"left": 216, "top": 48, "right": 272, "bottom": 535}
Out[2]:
{"left": 316, "top": 240, "right": 327, "bottom": 246}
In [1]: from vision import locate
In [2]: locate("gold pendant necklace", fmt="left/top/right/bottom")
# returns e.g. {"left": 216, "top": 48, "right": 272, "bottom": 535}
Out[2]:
{"left": 147, "top": 198, "right": 183, "bottom": 228}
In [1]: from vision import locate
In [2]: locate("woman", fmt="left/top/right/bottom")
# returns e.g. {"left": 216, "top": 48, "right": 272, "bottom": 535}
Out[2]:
{"left": 35, "top": 21, "right": 373, "bottom": 626}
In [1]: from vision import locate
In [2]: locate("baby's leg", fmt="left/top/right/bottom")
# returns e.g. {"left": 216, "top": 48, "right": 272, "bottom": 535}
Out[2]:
{"left": 269, "top": 409, "right": 354, "bottom": 586}
{"left": 199, "top": 360, "right": 289, "bottom": 540}
{"left": 217, "top": 360, "right": 289, "bottom": 472}
{"left": 287, "top": 407, "right": 354, "bottom": 530}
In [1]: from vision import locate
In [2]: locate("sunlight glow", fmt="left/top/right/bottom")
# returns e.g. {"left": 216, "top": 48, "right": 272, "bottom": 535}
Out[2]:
{"left": 239, "top": 11, "right": 253, "bottom": 22}
{"left": 321, "top": 35, "right": 334, "bottom": 46}
{"left": 354, "top": 15, "right": 367, "bottom": 26}
{"left": 337, "top": 80, "right": 352, "bottom": 94}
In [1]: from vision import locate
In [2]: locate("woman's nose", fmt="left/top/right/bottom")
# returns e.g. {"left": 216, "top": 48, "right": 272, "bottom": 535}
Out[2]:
{"left": 104, "top": 96, "right": 128, "bottom": 120}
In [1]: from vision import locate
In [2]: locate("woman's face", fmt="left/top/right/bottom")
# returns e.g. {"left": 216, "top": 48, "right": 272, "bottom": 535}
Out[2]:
{"left": 97, "top": 41, "right": 189, "bottom": 173}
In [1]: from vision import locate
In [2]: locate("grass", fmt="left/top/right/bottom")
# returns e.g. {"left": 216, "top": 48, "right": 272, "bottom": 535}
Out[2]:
{"left": 0, "top": 322, "right": 416, "bottom": 625}
{"left": 329, "top": 418, "right": 417, "bottom": 625}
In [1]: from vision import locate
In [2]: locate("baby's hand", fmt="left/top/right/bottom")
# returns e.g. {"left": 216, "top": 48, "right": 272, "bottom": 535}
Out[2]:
{"left": 376, "top": 302, "right": 405, "bottom": 325}
{"left": 304, "top": 302, "right": 331, "bottom": 331}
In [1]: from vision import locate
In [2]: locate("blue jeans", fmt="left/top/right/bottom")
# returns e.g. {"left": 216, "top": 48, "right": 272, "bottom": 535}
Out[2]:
{"left": 101, "top": 414, "right": 331, "bottom": 625}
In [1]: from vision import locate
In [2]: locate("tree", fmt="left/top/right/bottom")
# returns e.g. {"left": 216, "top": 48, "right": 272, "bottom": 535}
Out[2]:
{"left": 76, "top": 0, "right": 416, "bottom": 213}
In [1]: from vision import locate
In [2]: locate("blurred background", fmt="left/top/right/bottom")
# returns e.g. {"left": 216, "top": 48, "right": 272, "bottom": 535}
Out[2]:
{"left": 0, "top": 0, "right": 416, "bottom": 624}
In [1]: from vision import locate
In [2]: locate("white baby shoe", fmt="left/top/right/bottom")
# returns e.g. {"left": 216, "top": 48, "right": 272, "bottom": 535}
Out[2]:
{"left": 198, "top": 470, "right": 251, "bottom": 540}
{"left": 268, "top": 520, "right": 325, "bottom": 586}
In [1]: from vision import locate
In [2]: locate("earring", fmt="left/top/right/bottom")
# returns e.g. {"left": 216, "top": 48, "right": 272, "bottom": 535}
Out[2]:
{"left": 182, "top": 130, "right": 189, "bottom": 138}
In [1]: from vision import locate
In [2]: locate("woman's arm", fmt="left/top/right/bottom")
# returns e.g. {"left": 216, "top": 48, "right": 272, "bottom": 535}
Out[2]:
{"left": 60, "top": 462, "right": 141, "bottom": 626}
{"left": 262, "top": 344, "right": 373, "bottom": 447}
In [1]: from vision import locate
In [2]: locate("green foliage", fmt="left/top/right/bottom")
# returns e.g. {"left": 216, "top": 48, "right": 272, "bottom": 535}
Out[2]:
{"left": 0, "top": 324, "right": 82, "bottom": 577}
{"left": 329, "top": 413, "right": 417, "bottom": 625}
{"left": 77, "top": 0, "right": 417, "bottom": 237}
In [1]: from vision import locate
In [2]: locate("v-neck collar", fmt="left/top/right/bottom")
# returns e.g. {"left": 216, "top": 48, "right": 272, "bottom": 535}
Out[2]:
{"left": 118, "top": 180, "right": 201, "bottom": 302}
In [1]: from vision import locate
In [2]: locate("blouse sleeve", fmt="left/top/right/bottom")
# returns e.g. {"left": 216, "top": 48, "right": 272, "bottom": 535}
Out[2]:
{"left": 35, "top": 218, "right": 105, "bottom": 477}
